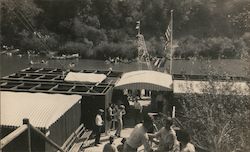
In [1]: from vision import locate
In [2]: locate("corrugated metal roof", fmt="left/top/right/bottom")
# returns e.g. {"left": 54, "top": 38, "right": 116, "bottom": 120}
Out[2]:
{"left": 173, "top": 80, "right": 250, "bottom": 95}
{"left": 0, "top": 91, "right": 82, "bottom": 129}
{"left": 172, "top": 59, "right": 249, "bottom": 77}
{"left": 115, "top": 70, "right": 172, "bottom": 91}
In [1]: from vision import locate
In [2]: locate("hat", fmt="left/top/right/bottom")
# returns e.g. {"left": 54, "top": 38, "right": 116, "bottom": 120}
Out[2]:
{"left": 99, "top": 109, "right": 104, "bottom": 113}
{"left": 109, "top": 135, "right": 115, "bottom": 140}
{"left": 119, "top": 105, "right": 125, "bottom": 109}
{"left": 109, "top": 135, "right": 115, "bottom": 143}
{"left": 143, "top": 114, "right": 154, "bottom": 123}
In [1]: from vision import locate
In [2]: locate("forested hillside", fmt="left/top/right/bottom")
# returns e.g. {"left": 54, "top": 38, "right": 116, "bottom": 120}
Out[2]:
{"left": 1, "top": 0, "right": 250, "bottom": 59}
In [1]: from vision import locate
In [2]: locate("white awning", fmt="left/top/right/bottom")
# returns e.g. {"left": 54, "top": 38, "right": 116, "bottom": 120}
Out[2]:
{"left": 173, "top": 80, "right": 250, "bottom": 95}
{"left": 64, "top": 72, "right": 107, "bottom": 83}
{"left": 115, "top": 70, "right": 173, "bottom": 91}
{"left": 0, "top": 91, "right": 82, "bottom": 128}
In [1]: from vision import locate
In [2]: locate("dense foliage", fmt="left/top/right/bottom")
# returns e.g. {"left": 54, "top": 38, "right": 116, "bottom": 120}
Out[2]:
{"left": 174, "top": 64, "right": 250, "bottom": 152}
{"left": 153, "top": 64, "right": 250, "bottom": 152}
{"left": 1, "top": 0, "right": 250, "bottom": 59}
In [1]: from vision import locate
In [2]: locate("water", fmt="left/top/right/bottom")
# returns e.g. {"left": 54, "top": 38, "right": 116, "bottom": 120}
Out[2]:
{"left": 0, "top": 54, "right": 148, "bottom": 76}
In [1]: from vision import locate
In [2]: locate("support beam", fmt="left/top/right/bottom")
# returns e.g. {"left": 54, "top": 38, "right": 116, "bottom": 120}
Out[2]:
{"left": 102, "top": 80, "right": 113, "bottom": 93}
{"left": 23, "top": 119, "right": 31, "bottom": 152}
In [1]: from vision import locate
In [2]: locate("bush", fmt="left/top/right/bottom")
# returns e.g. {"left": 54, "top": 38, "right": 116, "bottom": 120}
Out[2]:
{"left": 59, "top": 40, "right": 93, "bottom": 58}
{"left": 174, "top": 66, "right": 250, "bottom": 152}
{"left": 72, "top": 18, "right": 107, "bottom": 46}
{"left": 19, "top": 30, "right": 46, "bottom": 52}
{"left": 175, "top": 36, "right": 249, "bottom": 59}
{"left": 106, "top": 29, "right": 130, "bottom": 43}
{"left": 93, "top": 41, "right": 136, "bottom": 60}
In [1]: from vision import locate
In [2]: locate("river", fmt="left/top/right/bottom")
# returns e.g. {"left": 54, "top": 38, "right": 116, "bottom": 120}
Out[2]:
{"left": 0, "top": 54, "right": 148, "bottom": 77}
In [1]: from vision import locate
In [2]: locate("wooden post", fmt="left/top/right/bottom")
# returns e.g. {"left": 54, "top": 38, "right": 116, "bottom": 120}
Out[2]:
{"left": 170, "top": 10, "right": 174, "bottom": 75}
{"left": 29, "top": 125, "right": 65, "bottom": 152}
{"left": 23, "top": 119, "right": 31, "bottom": 152}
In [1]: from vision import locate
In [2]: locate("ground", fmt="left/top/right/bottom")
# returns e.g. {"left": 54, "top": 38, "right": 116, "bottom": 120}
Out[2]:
{"left": 82, "top": 128, "right": 138, "bottom": 152}
{"left": 82, "top": 98, "right": 152, "bottom": 152}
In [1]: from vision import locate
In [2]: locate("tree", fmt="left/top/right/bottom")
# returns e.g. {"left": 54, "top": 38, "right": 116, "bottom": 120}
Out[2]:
{"left": 1, "top": 0, "right": 42, "bottom": 46}
{"left": 174, "top": 63, "right": 250, "bottom": 152}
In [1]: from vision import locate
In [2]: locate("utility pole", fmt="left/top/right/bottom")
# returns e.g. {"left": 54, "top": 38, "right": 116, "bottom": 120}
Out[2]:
{"left": 170, "top": 10, "right": 174, "bottom": 75}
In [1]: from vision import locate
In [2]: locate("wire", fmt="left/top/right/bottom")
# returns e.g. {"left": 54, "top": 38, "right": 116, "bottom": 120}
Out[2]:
{"left": 10, "top": 0, "right": 51, "bottom": 52}
{"left": 4, "top": 1, "right": 98, "bottom": 93}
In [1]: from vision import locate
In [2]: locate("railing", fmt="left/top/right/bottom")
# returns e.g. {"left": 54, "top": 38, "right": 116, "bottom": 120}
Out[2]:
{"left": 0, "top": 119, "right": 65, "bottom": 152}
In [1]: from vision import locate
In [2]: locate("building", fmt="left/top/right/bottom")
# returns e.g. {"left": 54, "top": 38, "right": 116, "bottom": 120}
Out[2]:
{"left": 171, "top": 59, "right": 249, "bottom": 81}
{"left": 0, "top": 67, "right": 123, "bottom": 131}
{"left": 0, "top": 91, "right": 81, "bottom": 152}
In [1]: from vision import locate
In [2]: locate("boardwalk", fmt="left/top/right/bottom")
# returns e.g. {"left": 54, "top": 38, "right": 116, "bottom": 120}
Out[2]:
{"left": 83, "top": 128, "right": 134, "bottom": 152}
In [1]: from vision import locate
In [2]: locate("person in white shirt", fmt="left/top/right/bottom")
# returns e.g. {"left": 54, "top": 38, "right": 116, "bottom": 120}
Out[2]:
{"left": 148, "top": 117, "right": 179, "bottom": 152}
{"left": 95, "top": 109, "right": 104, "bottom": 146}
{"left": 176, "top": 130, "right": 195, "bottom": 152}
{"left": 123, "top": 114, "right": 154, "bottom": 152}
{"left": 115, "top": 105, "right": 126, "bottom": 137}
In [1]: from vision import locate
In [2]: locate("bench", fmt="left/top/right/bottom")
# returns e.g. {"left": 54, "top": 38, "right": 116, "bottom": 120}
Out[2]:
{"left": 60, "top": 124, "right": 85, "bottom": 152}
{"left": 69, "top": 130, "right": 93, "bottom": 152}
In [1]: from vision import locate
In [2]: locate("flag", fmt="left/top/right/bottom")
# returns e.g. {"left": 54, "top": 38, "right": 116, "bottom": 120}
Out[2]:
{"left": 164, "top": 21, "right": 172, "bottom": 48}
{"left": 136, "top": 21, "right": 140, "bottom": 30}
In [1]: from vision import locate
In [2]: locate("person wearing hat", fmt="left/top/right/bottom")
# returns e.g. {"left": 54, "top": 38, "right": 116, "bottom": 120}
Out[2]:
{"left": 95, "top": 109, "right": 104, "bottom": 146}
{"left": 115, "top": 105, "right": 126, "bottom": 137}
{"left": 106, "top": 103, "right": 115, "bottom": 133}
{"left": 148, "top": 117, "right": 179, "bottom": 152}
{"left": 123, "top": 114, "right": 154, "bottom": 152}
{"left": 103, "top": 135, "right": 118, "bottom": 152}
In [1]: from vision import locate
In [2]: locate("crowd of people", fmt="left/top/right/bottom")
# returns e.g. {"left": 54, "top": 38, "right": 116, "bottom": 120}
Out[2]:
{"left": 122, "top": 115, "right": 195, "bottom": 152}
{"left": 94, "top": 103, "right": 126, "bottom": 146}
{"left": 93, "top": 97, "right": 195, "bottom": 152}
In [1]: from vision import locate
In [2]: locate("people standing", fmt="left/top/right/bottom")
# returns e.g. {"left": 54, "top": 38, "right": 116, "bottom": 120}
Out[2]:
{"left": 148, "top": 117, "right": 179, "bottom": 152}
{"left": 115, "top": 105, "right": 126, "bottom": 137}
{"left": 106, "top": 103, "right": 114, "bottom": 133}
{"left": 123, "top": 114, "right": 154, "bottom": 152}
{"left": 134, "top": 98, "right": 142, "bottom": 125}
{"left": 103, "top": 136, "right": 118, "bottom": 152}
{"left": 95, "top": 109, "right": 104, "bottom": 146}
{"left": 176, "top": 130, "right": 195, "bottom": 152}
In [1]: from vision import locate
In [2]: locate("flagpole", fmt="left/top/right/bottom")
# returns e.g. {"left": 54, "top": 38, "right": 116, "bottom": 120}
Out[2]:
{"left": 170, "top": 10, "right": 173, "bottom": 75}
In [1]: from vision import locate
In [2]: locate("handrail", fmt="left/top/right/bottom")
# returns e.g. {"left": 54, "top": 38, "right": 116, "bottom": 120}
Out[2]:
{"left": 29, "top": 125, "right": 65, "bottom": 152}
{"left": 0, "top": 119, "right": 65, "bottom": 152}
{"left": 0, "top": 125, "right": 28, "bottom": 149}
{"left": 61, "top": 124, "right": 84, "bottom": 150}
{"left": 62, "top": 124, "right": 85, "bottom": 152}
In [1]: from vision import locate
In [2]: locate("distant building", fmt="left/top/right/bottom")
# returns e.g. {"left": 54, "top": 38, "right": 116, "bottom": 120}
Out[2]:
{"left": 155, "top": 59, "right": 249, "bottom": 115}
{"left": 171, "top": 59, "right": 249, "bottom": 81}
